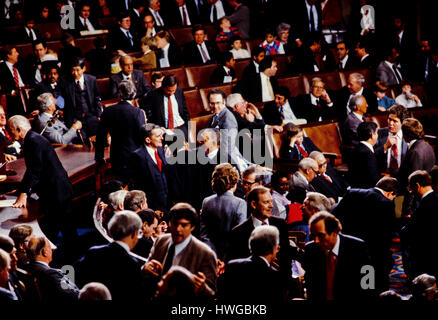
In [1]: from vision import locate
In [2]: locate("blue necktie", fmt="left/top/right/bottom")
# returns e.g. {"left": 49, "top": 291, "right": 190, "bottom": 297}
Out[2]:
{"left": 126, "top": 31, "right": 133, "bottom": 46}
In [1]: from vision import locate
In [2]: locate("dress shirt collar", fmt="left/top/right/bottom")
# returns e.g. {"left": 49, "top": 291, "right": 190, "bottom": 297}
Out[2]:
{"left": 258, "top": 256, "right": 270, "bottom": 267}
{"left": 408, "top": 139, "right": 417, "bottom": 150}
{"left": 422, "top": 189, "right": 434, "bottom": 200}
{"left": 143, "top": 49, "right": 151, "bottom": 55}
{"left": 146, "top": 145, "right": 158, "bottom": 164}
{"left": 172, "top": 234, "right": 192, "bottom": 257}
{"left": 329, "top": 235, "right": 340, "bottom": 256}
{"left": 123, "top": 72, "right": 133, "bottom": 80}
{"left": 162, "top": 42, "right": 170, "bottom": 52}
{"left": 76, "top": 75, "right": 85, "bottom": 89}
{"left": 310, "top": 93, "right": 319, "bottom": 105}
{"left": 223, "top": 66, "right": 230, "bottom": 74}
{"left": 361, "top": 54, "right": 369, "bottom": 62}
{"left": 251, "top": 215, "right": 269, "bottom": 227}
{"left": 352, "top": 111, "right": 364, "bottom": 121}
{"left": 352, "top": 87, "right": 364, "bottom": 97}
{"left": 374, "top": 187, "right": 386, "bottom": 197}
{"left": 133, "top": 8, "right": 140, "bottom": 16}
{"left": 115, "top": 240, "right": 131, "bottom": 253}
{"left": 360, "top": 140, "right": 374, "bottom": 153}
{"left": 43, "top": 112, "right": 53, "bottom": 118}
{"left": 253, "top": 60, "right": 259, "bottom": 73}
{"left": 260, "top": 71, "right": 269, "bottom": 82}
{"left": 207, "top": 147, "right": 219, "bottom": 160}
{"left": 340, "top": 55, "right": 348, "bottom": 68}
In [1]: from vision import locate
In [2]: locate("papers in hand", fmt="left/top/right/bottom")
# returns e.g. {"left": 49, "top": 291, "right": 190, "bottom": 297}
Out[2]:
{"left": 0, "top": 199, "right": 16, "bottom": 208}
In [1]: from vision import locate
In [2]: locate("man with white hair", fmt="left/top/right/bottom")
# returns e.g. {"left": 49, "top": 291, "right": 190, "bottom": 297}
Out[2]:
{"left": 0, "top": 248, "right": 16, "bottom": 301}
{"left": 287, "top": 157, "right": 319, "bottom": 203}
{"left": 79, "top": 282, "right": 112, "bottom": 300}
{"left": 9, "top": 115, "right": 77, "bottom": 262}
{"left": 33, "top": 92, "right": 82, "bottom": 144}
{"left": 76, "top": 211, "right": 146, "bottom": 300}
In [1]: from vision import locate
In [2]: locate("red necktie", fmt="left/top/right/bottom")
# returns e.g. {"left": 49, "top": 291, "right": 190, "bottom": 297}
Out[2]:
{"left": 155, "top": 150, "right": 162, "bottom": 172}
{"left": 297, "top": 144, "right": 308, "bottom": 158}
{"left": 2, "top": 128, "right": 11, "bottom": 140}
{"left": 389, "top": 137, "right": 399, "bottom": 173}
{"left": 13, "top": 65, "right": 20, "bottom": 88}
{"left": 167, "top": 96, "right": 174, "bottom": 129}
{"left": 326, "top": 251, "right": 337, "bottom": 300}
{"left": 323, "top": 173, "right": 332, "bottom": 183}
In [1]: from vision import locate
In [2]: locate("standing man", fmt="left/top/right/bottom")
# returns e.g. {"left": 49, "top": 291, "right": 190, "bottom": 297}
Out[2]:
{"left": 334, "top": 41, "right": 358, "bottom": 71}
{"left": 96, "top": 80, "right": 146, "bottom": 179}
{"left": 341, "top": 95, "right": 368, "bottom": 147}
{"left": 262, "top": 86, "right": 303, "bottom": 126}
{"left": 9, "top": 116, "right": 77, "bottom": 262}
{"left": 111, "top": 12, "right": 137, "bottom": 52}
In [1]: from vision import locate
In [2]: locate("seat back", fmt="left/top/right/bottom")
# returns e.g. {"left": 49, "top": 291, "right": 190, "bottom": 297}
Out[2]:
{"left": 234, "top": 58, "right": 251, "bottom": 80}
{"left": 146, "top": 66, "right": 190, "bottom": 89}
{"left": 303, "top": 71, "right": 344, "bottom": 92}
{"left": 169, "top": 26, "right": 194, "bottom": 45}
{"left": 97, "top": 77, "right": 111, "bottom": 100}
{"left": 302, "top": 120, "right": 343, "bottom": 156}
{"left": 199, "top": 84, "right": 234, "bottom": 111}
{"left": 274, "top": 55, "right": 293, "bottom": 77}
{"left": 183, "top": 88, "right": 207, "bottom": 118}
{"left": 277, "top": 76, "right": 308, "bottom": 98}
{"left": 185, "top": 63, "right": 220, "bottom": 88}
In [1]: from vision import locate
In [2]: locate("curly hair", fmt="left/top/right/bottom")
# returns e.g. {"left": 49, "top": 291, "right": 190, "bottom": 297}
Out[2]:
{"left": 211, "top": 163, "right": 240, "bottom": 195}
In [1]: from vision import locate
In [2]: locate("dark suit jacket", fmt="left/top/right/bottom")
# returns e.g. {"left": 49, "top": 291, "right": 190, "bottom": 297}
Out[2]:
{"left": 359, "top": 54, "right": 377, "bottom": 71}
{"left": 337, "top": 55, "right": 359, "bottom": 71}
{"left": 110, "top": 70, "right": 151, "bottom": 99}
{"left": 286, "top": 45, "right": 336, "bottom": 75}
{"left": 348, "top": 142, "right": 380, "bottom": 189}
{"left": 310, "top": 165, "right": 349, "bottom": 200}
{"left": 24, "top": 261, "right": 79, "bottom": 301}
{"left": 301, "top": 233, "right": 373, "bottom": 301}
{"left": 398, "top": 139, "right": 436, "bottom": 186}
{"left": 148, "top": 234, "right": 217, "bottom": 292}
{"left": 262, "top": 100, "right": 282, "bottom": 125}
{"left": 0, "top": 61, "right": 28, "bottom": 116}
{"left": 95, "top": 100, "right": 146, "bottom": 176}
{"left": 293, "top": 93, "right": 335, "bottom": 122}
{"left": 132, "top": 237, "right": 154, "bottom": 259}
{"left": 238, "top": 73, "right": 279, "bottom": 103}
{"left": 241, "top": 60, "right": 258, "bottom": 82}
{"left": 61, "top": 73, "right": 102, "bottom": 128}
{"left": 281, "top": 136, "right": 320, "bottom": 160}
{"left": 402, "top": 192, "right": 438, "bottom": 279}
{"left": 127, "top": 145, "right": 168, "bottom": 212}
{"left": 334, "top": 87, "right": 378, "bottom": 120}
{"left": 110, "top": 27, "right": 138, "bottom": 52}
{"left": 210, "top": 66, "right": 236, "bottom": 84}
{"left": 227, "top": 216, "right": 291, "bottom": 279}
{"left": 219, "top": 255, "right": 287, "bottom": 302}
{"left": 73, "top": 15, "right": 102, "bottom": 36}
{"left": 333, "top": 187, "right": 396, "bottom": 290}
{"left": 16, "top": 26, "right": 41, "bottom": 44}
{"left": 19, "top": 130, "right": 73, "bottom": 210}
{"left": 75, "top": 242, "right": 145, "bottom": 300}
{"left": 183, "top": 40, "right": 219, "bottom": 65}
{"left": 375, "top": 128, "right": 407, "bottom": 174}
{"left": 155, "top": 41, "right": 184, "bottom": 67}
{"left": 167, "top": 2, "right": 200, "bottom": 26}
{"left": 143, "top": 86, "right": 190, "bottom": 129}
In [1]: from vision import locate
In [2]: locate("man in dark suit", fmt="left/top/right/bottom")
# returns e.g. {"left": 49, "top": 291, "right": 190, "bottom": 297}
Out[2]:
{"left": 96, "top": 80, "right": 146, "bottom": 179}
{"left": 334, "top": 72, "right": 377, "bottom": 120}
{"left": 33, "top": 62, "right": 65, "bottom": 106}
{"left": 154, "top": 30, "right": 184, "bottom": 68}
{"left": 61, "top": 57, "right": 102, "bottom": 138}
{"left": 144, "top": 203, "right": 217, "bottom": 294}
{"left": 0, "top": 249, "right": 16, "bottom": 301}
{"left": 332, "top": 177, "right": 400, "bottom": 292}
{"left": 9, "top": 116, "right": 77, "bottom": 261}
{"left": 143, "top": 74, "right": 190, "bottom": 141}
{"left": 168, "top": 0, "right": 199, "bottom": 26}
{"left": 289, "top": 0, "right": 322, "bottom": 47}
{"left": 23, "top": 40, "right": 48, "bottom": 86}
{"left": 341, "top": 95, "right": 367, "bottom": 147}
{"left": 16, "top": 17, "right": 41, "bottom": 44}
{"left": 206, "top": 0, "right": 230, "bottom": 24}
{"left": 76, "top": 211, "right": 147, "bottom": 300}
{"left": 293, "top": 77, "right": 335, "bottom": 123}
{"left": 309, "top": 151, "right": 349, "bottom": 203}
{"left": 129, "top": 0, "right": 147, "bottom": 36}
{"left": 24, "top": 237, "right": 79, "bottom": 301}
{"left": 227, "top": 186, "right": 291, "bottom": 280}
{"left": 210, "top": 52, "right": 236, "bottom": 84}
{"left": 74, "top": 2, "right": 102, "bottom": 37}
{"left": 374, "top": 104, "right": 409, "bottom": 176}
{"left": 398, "top": 118, "right": 436, "bottom": 187}
{"left": 240, "top": 46, "right": 265, "bottom": 82}
{"left": 354, "top": 39, "right": 377, "bottom": 70}
{"left": 219, "top": 225, "right": 287, "bottom": 302}
{"left": 146, "top": 0, "right": 167, "bottom": 27}
{"left": 127, "top": 123, "right": 169, "bottom": 212}
{"left": 133, "top": 209, "right": 158, "bottom": 258}
{"left": 300, "top": 211, "right": 373, "bottom": 301}
{"left": 348, "top": 121, "right": 381, "bottom": 189}
{"left": 262, "top": 86, "right": 303, "bottom": 126}
{"left": 110, "top": 12, "right": 138, "bottom": 52}
{"left": 238, "top": 55, "right": 279, "bottom": 103}
{"left": 0, "top": 46, "right": 29, "bottom": 116}
{"left": 110, "top": 55, "right": 151, "bottom": 102}
{"left": 334, "top": 41, "right": 359, "bottom": 71}
{"left": 183, "top": 24, "right": 219, "bottom": 65}
{"left": 402, "top": 171, "right": 438, "bottom": 279}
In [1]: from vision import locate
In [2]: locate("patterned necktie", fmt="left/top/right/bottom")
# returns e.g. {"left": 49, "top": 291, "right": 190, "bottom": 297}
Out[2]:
{"left": 162, "top": 243, "right": 175, "bottom": 274}
{"left": 167, "top": 96, "right": 174, "bottom": 129}
{"left": 392, "top": 64, "right": 402, "bottom": 84}
{"left": 389, "top": 136, "right": 399, "bottom": 173}
{"left": 199, "top": 44, "right": 209, "bottom": 63}
{"left": 326, "top": 251, "right": 337, "bottom": 300}
{"left": 13, "top": 65, "right": 20, "bottom": 88}
{"left": 126, "top": 31, "right": 134, "bottom": 46}
{"left": 297, "top": 144, "right": 308, "bottom": 158}
{"left": 182, "top": 6, "right": 188, "bottom": 26}
{"left": 155, "top": 150, "right": 162, "bottom": 171}
{"left": 83, "top": 18, "right": 89, "bottom": 30}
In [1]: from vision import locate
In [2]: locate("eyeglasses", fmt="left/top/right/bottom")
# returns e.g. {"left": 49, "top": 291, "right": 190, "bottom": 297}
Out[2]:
{"left": 242, "top": 180, "right": 257, "bottom": 186}
{"left": 318, "top": 161, "right": 327, "bottom": 168}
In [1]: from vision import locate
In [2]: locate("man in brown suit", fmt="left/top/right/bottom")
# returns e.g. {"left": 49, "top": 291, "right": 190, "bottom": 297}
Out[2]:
{"left": 144, "top": 203, "right": 217, "bottom": 294}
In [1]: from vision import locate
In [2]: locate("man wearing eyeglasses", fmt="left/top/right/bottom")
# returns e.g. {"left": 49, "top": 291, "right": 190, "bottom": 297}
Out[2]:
{"left": 287, "top": 157, "right": 319, "bottom": 203}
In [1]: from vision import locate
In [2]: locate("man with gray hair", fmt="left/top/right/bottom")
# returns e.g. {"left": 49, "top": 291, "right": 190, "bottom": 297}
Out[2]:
{"left": 342, "top": 95, "right": 368, "bottom": 146}
{"left": 0, "top": 248, "right": 16, "bottom": 301}
{"left": 79, "top": 282, "right": 112, "bottom": 300}
{"left": 33, "top": 92, "right": 82, "bottom": 144}
{"left": 76, "top": 211, "right": 147, "bottom": 301}
{"left": 335, "top": 72, "right": 377, "bottom": 120}
{"left": 287, "top": 157, "right": 319, "bottom": 203}
{"left": 123, "top": 190, "right": 148, "bottom": 212}
{"left": 95, "top": 80, "right": 147, "bottom": 179}
{"left": 220, "top": 225, "right": 287, "bottom": 302}
{"left": 9, "top": 115, "right": 77, "bottom": 263}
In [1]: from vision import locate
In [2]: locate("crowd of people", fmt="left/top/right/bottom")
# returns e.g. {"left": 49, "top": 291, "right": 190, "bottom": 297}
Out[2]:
{"left": 1, "top": 0, "right": 438, "bottom": 303}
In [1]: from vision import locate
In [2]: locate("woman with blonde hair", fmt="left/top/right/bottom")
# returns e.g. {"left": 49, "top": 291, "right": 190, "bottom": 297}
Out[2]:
{"left": 200, "top": 163, "right": 247, "bottom": 261}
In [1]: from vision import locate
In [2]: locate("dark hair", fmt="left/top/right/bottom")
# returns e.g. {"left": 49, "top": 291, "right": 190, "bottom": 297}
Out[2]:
{"left": 408, "top": 170, "right": 433, "bottom": 188}
{"left": 169, "top": 203, "right": 198, "bottom": 226}
{"left": 247, "top": 186, "right": 270, "bottom": 215}
{"left": 118, "top": 11, "right": 130, "bottom": 22}
{"left": 375, "top": 177, "right": 400, "bottom": 194}
{"left": 93, "top": 36, "right": 106, "bottom": 49}
{"left": 162, "top": 74, "right": 178, "bottom": 88}
{"left": 309, "top": 211, "right": 342, "bottom": 235}
{"left": 78, "top": 1, "right": 92, "bottom": 10}
{"left": 133, "top": 0, "right": 145, "bottom": 9}
{"left": 140, "top": 123, "right": 161, "bottom": 140}
{"left": 61, "top": 32, "right": 75, "bottom": 46}
{"left": 388, "top": 104, "right": 409, "bottom": 123}
{"left": 270, "top": 171, "right": 288, "bottom": 188}
{"left": 137, "top": 209, "right": 157, "bottom": 225}
{"left": 259, "top": 56, "right": 275, "bottom": 73}
{"left": 357, "top": 121, "right": 377, "bottom": 141}
{"left": 71, "top": 57, "right": 85, "bottom": 68}
{"left": 274, "top": 86, "right": 290, "bottom": 100}
{"left": 251, "top": 46, "right": 265, "bottom": 59}
{"left": 191, "top": 24, "right": 206, "bottom": 36}
{"left": 41, "top": 61, "right": 60, "bottom": 75}
{"left": 9, "top": 225, "right": 33, "bottom": 249}
{"left": 0, "top": 235, "right": 14, "bottom": 254}
{"left": 219, "top": 51, "right": 234, "bottom": 65}
{"left": 402, "top": 118, "right": 424, "bottom": 141}
{"left": 151, "top": 71, "right": 165, "bottom": 84}
{"left": 32, "top": 39, "right": 47, "bottom": 49}
{"left": 207, "top": 88, "right": 226, "bottom": 101}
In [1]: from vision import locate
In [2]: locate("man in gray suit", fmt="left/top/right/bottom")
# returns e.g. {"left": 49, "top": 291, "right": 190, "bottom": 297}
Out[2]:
{"left": 341, "top": 95, "right": 367, "bottom": 147}
{"left": 376, "top": 47, "right": 403, "bottom": 86}
{"left": 287, "top": 157, "right": 319, "bottom": 203}
{"left": 226, "top": 0, "right": 250, "bottom": 39}
{"left": 33, "top": 93, "right": 82, "bottom": 144}
{"left": 145, "top": 203, "right": 217, "bottom": 294}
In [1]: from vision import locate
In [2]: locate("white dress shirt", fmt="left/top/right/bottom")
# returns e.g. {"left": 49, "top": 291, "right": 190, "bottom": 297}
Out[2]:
{"left": 146, "top": 145, "right": 158, "bottom": 165}
{"left": 281, "top": 101, "right": 298, "bottom": 121}
{"left": 25, "top": 26, "right": 38, "bottom": 40}
{"left": 197, "top": 42, "right": 211, "bottom": 63}
{"left": 5, "top": 61, "right": 24, "bottom": 88}
{"left": 210, "top": 0, "right": 226, "bottom": 22}
{"left": 79, "top": 16, "right": 95, "bottom": 31}
{"left": 386, "top": 130, "right": 403, "bottom": 168}
{"left": 159, "top": 43, "right": 170, "bottom": 68}
{"left": 163, "top": 94, "right": 185, "bottom": 128}
{"left": 150, "top": 8, "right": 164, "bottom": 26}
{"left": 179, "top": 5, "right": 192, "bottom": 25}
{"left": 260, "top": 72, "right": 274, "bottom": 102}
{"left": 251, "top": 215, "right": 269, "bottom": 227}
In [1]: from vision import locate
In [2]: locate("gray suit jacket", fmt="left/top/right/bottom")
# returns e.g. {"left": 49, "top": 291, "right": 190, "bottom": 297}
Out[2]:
{"left": 208, "top": 107, "right": 238, "bottom": 162}
{"left": 342, "top": 112, "right": 363, "bottom": 146}
{"left": 226, "top": 4, "right": 250, "bottom": 39}
{"left": 148, "top": 234, "right": 218, "bottom": 292}
{"left": 376, "top": 61, "right": 402, "bottom": 87}
{"left": 288, "top": 171, "right": 315, "bottom": 203}
{"left": 33, "top": 112, "right": 78, "bottom": 144}
{"left": 200, "top": 191, "right": 247, "bottom": 259}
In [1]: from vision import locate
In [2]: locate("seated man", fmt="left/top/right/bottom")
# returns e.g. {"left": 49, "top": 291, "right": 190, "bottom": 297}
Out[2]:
{"left": 262, "top": 86, "right": 304, "bottom": 126}
{"left": 33, "top": 93, "right": 82, "bottom": 144}
{"left": 154, "top": 30, "right": 183, "bottom": 68}
{"left": 132, "top": 209, "right": 158, "bottom": 259}
{"left": 24, "top": 237, "right": 79, "bottom": 301}
{"left": 287, "top": 157, "right": 319, "bottom": 203}
{"left": 183, "top": 24, "right": 219, "bottom": 65}
{"left": 281, "top": 124, "right": 320, "bottom": 160}
{"left": 341, "top": 95, "right": 368, "bottom": 147}
{"left": 74, "top": 1, "right": 103, "bottom": 36}
{"left": 0, "top": 249, "right": 16, "bottom": 301}
{"left": 210, "top": 51, "right": 236, "bottom": 84}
